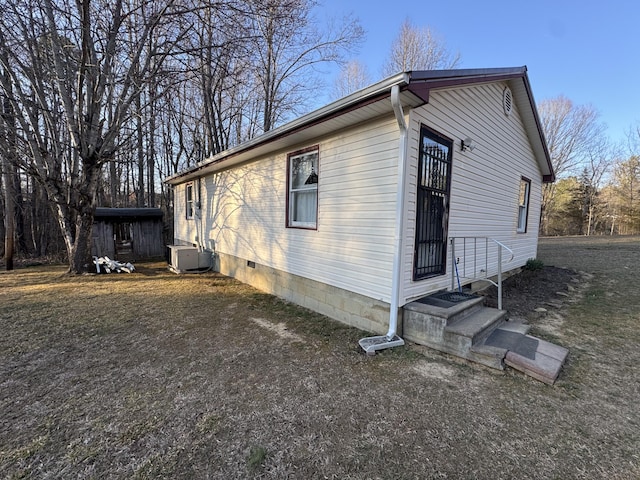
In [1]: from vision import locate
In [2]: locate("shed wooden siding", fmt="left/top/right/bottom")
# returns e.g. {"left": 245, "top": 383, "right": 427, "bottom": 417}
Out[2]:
{"left": 174, "top": 116, "right": 402, "bottom": 302}
{"left": 91, "top": 216, "right": 164, "bottom": 259}
{"left": 401, "top": 81, "right": 543, "bottom": 303}
{"left": 91, "top": 222, "right": 114, "bottom": 257}
{"left": 130, "top": 220, "right": 165, "bottom": 257}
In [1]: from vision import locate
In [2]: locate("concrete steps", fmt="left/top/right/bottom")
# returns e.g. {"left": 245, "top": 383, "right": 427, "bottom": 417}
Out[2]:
{"left": 403, "top": 294, "right": 508, "bottom": 370}
{"left": 445, "top": 306, "right": 507, "bottom": 348}
{"left": 403, "top": 292, "right": 568, "bottom": 384}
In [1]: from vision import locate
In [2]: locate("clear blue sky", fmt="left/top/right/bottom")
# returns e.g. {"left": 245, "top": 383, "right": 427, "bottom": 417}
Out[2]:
{"left": 315, "top": 0, "right": 639, "bottom": 146}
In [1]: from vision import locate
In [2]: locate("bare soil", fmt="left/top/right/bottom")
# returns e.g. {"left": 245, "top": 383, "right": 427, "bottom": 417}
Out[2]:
{"left": 1, "top": 236, "right": 639, "bottom": 479}
{"left": 482, "top": 265, "right": 578, "bottom": 318}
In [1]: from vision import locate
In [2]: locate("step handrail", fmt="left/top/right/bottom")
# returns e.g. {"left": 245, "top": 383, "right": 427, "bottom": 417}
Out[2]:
{"left": 450, "top": 237, "right": 514, "bottom": 310}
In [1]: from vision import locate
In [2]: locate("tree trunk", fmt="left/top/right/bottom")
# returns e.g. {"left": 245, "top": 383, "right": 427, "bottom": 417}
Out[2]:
{"left": 136, "top": 92, "right": 145, "bottom": 207}
{"left": 110, "top": 158, "right": 118, "bottom": 206}
{"left": 68, "top": 208, "right": 95, "bottom": 273}
{"left": 2, "top": 78, "right": 16, "bottom": 269}
{"left": 52, "top": 159, "right": 102, "bottom": 274}
{"left": 2, "top": 168, "right": 15, "bottom": 270}
{"left": 12, "top": 169, "right": 27, "bottom": 254}
{"left": 0, "top": 174, "right": 5, "bottom": 249}
{"left": 148, "top": 85, "right": 156, "bottom": 207}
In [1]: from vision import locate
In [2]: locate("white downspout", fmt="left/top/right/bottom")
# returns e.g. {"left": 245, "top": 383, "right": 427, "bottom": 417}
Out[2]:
{"left": 387, "top": 84, "right": 407, "bottom": 339}
{"left": 358, "top": 84, "right": 407, "bottom": 354}
{"left": 195, "top": 177, "right": 204, "bottom": 252}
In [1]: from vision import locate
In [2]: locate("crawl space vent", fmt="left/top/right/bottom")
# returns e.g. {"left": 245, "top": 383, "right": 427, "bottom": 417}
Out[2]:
{"left": 503, "top": 86, "right": 513, "bottom": 116}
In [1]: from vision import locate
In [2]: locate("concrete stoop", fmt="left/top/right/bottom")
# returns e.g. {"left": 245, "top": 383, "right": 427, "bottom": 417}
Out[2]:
{"left": 403, "top": 293, "right": 568, "bottom": 384}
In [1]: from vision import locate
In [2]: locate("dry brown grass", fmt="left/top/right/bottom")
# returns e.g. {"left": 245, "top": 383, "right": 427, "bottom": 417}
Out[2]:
{"left": 1, "top": 236, "right": 639, "bottom": 479}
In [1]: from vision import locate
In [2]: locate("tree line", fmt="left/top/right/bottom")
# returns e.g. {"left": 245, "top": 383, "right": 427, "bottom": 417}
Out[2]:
{"left": 0, "top": 0, "right": 364, "bottom": 271}
{"left": 538, "top": 97, "right": 640, "bottom": 236}
{"left": 543, "top": 156, "right": 640, "bottom": 236}
{"left": 0, "top": 1, "right": 638, "bottom": 272}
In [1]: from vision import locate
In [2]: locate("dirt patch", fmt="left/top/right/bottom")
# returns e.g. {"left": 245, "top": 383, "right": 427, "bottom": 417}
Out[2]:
{"left": 477, "top": 265, "right": 593, "bottom": 341}
{"left": 411, "top": 360, "right": 459, "bottom": 382}
{"left": 481, "top": 266, "right": 578, "bottom": 318}
{"left": 251, "top": 317, "right": 305, "bottom": 343}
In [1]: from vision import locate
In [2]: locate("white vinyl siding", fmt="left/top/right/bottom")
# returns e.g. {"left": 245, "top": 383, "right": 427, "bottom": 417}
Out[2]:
{"left": 401, "top": 82, "right": 544, "bottom": 303}
{"left": 180, "top": 117, "right": 401, "bottom": 302}
{"left": 173, "top": 182, "right": 199, "bottom": 245}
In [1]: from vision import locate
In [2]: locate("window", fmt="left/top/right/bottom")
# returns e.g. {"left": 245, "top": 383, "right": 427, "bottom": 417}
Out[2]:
{"left": 287, "top": 147, "right": 319, "bottom": 229}
{"left": 186, "top": 183, "right": 194, "bottom": 219}
{"left": 517, "top": 177, "right": 531, "bottom": 233}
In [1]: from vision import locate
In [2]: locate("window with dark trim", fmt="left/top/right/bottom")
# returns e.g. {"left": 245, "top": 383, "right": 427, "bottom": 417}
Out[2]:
{"left": 287, "top": 146, "right": 319, "bottom": 229}
{"left": 186, "top": 182, "right": 194, "bottom": 219}
{"left": 517, "top": 177, "right": 531, "bottom": 233}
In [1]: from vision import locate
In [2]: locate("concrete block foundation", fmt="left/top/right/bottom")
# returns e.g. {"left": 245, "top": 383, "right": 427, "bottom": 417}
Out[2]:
{"left": 217, "top": 252, "right": 399, "bottom": 335}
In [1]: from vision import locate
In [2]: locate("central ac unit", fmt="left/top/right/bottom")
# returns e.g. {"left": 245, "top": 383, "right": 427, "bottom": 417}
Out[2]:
{"left": 167, "top": 245, "right": 211, "bottom": 272}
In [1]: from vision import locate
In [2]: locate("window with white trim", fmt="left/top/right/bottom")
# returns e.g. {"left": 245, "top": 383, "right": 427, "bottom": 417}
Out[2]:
{"left": 186, "top": 182, "right": 194, "bottom": 219}
{"left": 517, "top": 177, "right": 530, "bottom": 233}
{"left": 287, "top": 147, "right": 319, "bottom": 229}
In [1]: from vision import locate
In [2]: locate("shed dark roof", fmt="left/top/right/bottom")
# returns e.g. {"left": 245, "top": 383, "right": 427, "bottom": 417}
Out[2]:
{"left": 94, "top": 208, "right": 163, "bottom": 220}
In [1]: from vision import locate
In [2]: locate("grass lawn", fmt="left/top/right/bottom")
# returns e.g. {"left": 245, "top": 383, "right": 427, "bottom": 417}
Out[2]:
{"left": 1, "top": 236, "right": 639, "bottom": 479}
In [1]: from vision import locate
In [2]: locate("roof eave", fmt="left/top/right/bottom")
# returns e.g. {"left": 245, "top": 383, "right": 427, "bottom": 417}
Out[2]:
{"left": 165, "top": 72, "right": 411, "bottom": 185}
{"left": 166, "top": 66, "right": 555, "bottom": 185}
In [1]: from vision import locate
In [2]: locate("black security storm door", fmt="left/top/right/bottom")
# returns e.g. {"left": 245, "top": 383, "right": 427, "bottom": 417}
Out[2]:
{"left": 413, "top": 126, "right": 452, "bottom": 280}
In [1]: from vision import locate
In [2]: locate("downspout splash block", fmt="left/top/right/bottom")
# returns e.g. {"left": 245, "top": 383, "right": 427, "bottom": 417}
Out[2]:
{"left": 359, "top": 334, "right": 405, "bottom": 355}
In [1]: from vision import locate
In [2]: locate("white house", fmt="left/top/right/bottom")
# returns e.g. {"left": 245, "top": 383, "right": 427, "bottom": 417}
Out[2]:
{"left": 166, "top": 67, "right": 554, "bottom": 345}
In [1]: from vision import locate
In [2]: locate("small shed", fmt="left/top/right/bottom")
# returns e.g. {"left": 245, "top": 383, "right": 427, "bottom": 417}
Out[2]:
{"left": 91, "top": 208, "right": 164, "bottom": 260}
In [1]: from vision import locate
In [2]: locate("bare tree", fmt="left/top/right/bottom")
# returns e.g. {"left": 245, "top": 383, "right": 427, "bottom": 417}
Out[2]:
{"left": 0, "top": 71, "right": 16, "bottom": 269}
{"left": 189, "top": 3, "right": 255, "bottom": 156}
{"left": 537, "top": 96, "right": 605, "bottom": 235}
{"left": 538, "top": 96, "right": 604, "bottom": 178}
{"left": 382, "top": 19, "right": 460, "bottom": 76}
{"left": 0, "top": 65, "right": 31, "bottom": 265}
{"left": 581, "top": 138, "right": 617, "bottom": 235}
{"left": 332, "top": 59, "right": 371, "bottom": 98}
{"left": 0, "top": 0, "right": 190, "bottom": 273}
{"left": 608, "top": 156, "right": 640, "bottom": 234}
{"left": 249, "top": 0, "right": 364, "bottom": 132}
{"left": 0, "top": 0, "right": 362, "bottom": 266}
{"left": 625, "top": 122, "right": 640, "bottom": 159}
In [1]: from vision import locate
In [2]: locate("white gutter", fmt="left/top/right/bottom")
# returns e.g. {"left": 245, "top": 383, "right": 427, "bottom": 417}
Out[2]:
{"left": 358, "top": 84, "right": 407, "bottom": 354}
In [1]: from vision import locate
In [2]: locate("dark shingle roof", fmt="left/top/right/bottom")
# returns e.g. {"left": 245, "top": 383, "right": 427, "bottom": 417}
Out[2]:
{"left": 94, "top": 208, "right": 163, "bottom": 220}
